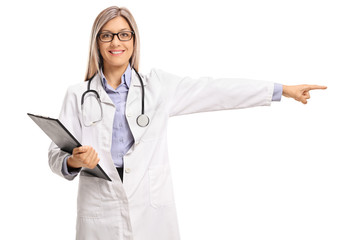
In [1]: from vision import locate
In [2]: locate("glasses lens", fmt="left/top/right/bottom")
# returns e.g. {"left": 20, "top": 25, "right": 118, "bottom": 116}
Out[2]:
{"left": 118, "top": 31, "right": 133, "bottom": 41}
{"left": 99, "top": 32, "right": 113, "bottom": 42}
{"left": 82, "top": 92, "right": 102, "bottom": 127}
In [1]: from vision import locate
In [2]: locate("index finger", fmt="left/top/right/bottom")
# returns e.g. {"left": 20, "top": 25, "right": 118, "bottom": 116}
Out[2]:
{"left": 305, "top": 85, "right": 327, "bottom": 90}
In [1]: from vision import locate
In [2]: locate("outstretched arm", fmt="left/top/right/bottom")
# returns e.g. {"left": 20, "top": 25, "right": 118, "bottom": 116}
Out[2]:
{"left": 282, "top": 85, "right": 327, "bottom": 104}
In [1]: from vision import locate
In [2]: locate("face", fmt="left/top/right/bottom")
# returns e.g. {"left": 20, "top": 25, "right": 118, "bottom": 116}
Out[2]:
{"left": 98, "top": 16, "right": 134, "bottom": 70}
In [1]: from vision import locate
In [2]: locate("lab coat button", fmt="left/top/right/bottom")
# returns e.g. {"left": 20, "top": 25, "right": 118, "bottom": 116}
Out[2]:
{"left": 125, "top": 168, "right": 131, "bottom": 174}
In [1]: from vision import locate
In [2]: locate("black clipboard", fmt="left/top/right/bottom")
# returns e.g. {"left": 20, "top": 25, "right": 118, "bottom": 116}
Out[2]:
{"left": 27, "top": 113, "right": 111, "bottom": 181}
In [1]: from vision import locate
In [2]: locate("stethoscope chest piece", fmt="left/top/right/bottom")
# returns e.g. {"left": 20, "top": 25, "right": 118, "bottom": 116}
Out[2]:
{"left": 137, "top": 114, "right": 150, "bottom": 127}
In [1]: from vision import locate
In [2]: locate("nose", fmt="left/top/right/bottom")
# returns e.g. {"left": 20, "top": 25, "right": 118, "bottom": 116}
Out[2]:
{"left": 110, "top": 35, "right": 122, "bottom": 46}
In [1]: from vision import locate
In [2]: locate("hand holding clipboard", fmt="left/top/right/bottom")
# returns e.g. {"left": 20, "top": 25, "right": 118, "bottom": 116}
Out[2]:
{"left": 27, "top": 113, "right": 111, "bottom": 181}
{"left": 67, "top": 146, "right": 100, "bottom": 170}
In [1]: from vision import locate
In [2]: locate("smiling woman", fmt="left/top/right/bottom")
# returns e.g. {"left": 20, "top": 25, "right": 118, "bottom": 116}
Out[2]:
{"left": 47, "top": 5, "right": 326, "bottom": 240}
{"left": 98, "top": 17, "right": 134, "bottom": 88}
{"left": 85, "top": 6, "right": 140, "bottom": 82}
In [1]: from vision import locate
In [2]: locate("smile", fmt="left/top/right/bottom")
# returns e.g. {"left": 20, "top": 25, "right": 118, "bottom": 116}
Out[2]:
{"left": 109, "top": 50, "right": 125, "bottom": 55}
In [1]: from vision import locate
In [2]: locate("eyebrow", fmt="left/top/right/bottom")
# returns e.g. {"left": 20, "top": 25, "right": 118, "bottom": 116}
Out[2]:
{"left": 101, "top": 28, "right": 131, "bottom": 32}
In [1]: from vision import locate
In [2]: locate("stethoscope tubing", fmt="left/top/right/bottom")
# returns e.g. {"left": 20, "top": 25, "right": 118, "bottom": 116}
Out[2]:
{"left": 135, "top": 70, "right": 145, "bottom": 115}
{"left": 82, "top": 68, "right": 149, "bottom": 127}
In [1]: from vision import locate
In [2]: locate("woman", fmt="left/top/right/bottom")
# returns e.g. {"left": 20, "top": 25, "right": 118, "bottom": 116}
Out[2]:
{"left": 48, "top": 6, "right": 326, "bottom": 240}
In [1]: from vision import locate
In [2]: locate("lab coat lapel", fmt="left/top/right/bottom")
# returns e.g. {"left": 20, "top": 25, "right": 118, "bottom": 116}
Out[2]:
{"left": 89, "top": 74, "right": 118, "bottom": 179}
{"left": 92, "top": 74, "right": 114, "bottom": 106}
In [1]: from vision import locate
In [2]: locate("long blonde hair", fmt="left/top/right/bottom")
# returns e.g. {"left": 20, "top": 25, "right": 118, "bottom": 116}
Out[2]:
{"left": 85, "top": 6, "right": 140, "bottom": 81}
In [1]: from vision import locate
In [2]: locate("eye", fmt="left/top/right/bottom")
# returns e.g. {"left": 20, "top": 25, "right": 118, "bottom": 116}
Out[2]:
{"left": 120, "top": 32, "right": 130, "bottom": 38}
{"left": 100, "top": 33, "right": 112, "bottom": 40}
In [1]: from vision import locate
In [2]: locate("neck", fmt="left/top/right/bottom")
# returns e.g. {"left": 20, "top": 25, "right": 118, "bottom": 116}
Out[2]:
{"left": 103, "top": 63, "right": 129, "bottom": 89}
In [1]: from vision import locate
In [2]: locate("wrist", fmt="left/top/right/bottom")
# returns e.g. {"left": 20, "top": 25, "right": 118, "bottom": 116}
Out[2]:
{"left": 67, "top": 155, "right": 82, "bottom": 169}
{"left": 282, "top": 85, "right": 290, "bottom": 98}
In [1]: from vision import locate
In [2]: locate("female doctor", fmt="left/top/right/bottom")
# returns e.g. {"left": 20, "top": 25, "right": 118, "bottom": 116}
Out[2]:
{"left": 48, "top": 6, "right": 327, "bottom": 240}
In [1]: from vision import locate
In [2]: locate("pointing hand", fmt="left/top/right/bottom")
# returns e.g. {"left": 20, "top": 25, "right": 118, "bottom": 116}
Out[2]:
{"left": 282, "top": 85, "right": 327, "bottom": 104}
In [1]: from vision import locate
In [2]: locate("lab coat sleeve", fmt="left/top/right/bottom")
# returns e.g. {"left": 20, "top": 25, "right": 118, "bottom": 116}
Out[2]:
{"left": 152, "top": 69, "right": 275, "bottom": 117}
{"left": 62, "top": 155, "right": 81, "bottom": 177}
{"left": 48, "top": 86, "right": 82, "bottom": 181}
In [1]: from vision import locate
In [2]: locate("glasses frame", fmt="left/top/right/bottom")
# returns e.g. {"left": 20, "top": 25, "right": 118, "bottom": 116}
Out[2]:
{"left": 98, "top": 30, "right": 135, "bottom": 42}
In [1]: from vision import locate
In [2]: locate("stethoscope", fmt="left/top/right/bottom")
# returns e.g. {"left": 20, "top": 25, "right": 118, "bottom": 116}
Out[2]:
{"left": 81, "top": 68, "right": 150, "bottom": 127}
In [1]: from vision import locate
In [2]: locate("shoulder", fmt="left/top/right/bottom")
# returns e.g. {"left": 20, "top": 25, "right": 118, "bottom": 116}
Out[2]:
{"left": 65, "top": 81, "right": 88, "bottom": 96}
{"left": 144, "top": 68, "right": 183, "bottom": 86}
{"left": 60, "top": 81, "right": 89, "bottom": 106}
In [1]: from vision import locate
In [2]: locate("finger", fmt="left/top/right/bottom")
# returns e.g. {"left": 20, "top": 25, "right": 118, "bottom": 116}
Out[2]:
{"left": 85, "top": 148, "right": 99, "bottom": 168}
{"left": 88, "top": 148, "right": 97, "bottom": 163}
{"left": 303, "top": 91, "right": 310, "bottom": 99}
{"left": 305, "top": 85, "right": 327, "bottom": 91}
{"left": 87, "top": 155, "right": 100, "bottom": 169}
{"left": 73, "top": 146, "right": 89, "bottom": 155}
{"left": 82, "top": 147, "right": 95, "bottom": 162}
{"left": 74, "top": 146, "right": 92, "bottom": 164}
{"left": 90, "top": 155, "right": 100, "bottom": 169}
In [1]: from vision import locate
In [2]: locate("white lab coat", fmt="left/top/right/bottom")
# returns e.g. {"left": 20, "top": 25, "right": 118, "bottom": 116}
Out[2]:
{"left": 48, "top": 68, "right": 274, "bottom": 240}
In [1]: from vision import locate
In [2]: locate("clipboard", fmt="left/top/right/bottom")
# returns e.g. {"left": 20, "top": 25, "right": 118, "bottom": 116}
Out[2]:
{"left": 27, "top": 113, "right": 111, "bottom": 181}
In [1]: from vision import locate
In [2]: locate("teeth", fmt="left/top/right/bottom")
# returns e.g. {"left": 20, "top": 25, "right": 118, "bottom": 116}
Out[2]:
{"left": 111, "top": 51, "right": 124, "bottom": 54}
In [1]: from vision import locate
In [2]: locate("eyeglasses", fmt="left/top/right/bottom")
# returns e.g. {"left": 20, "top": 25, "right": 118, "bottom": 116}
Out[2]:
{"left": 98, "top": 31, "right": 134, "bottom": 42}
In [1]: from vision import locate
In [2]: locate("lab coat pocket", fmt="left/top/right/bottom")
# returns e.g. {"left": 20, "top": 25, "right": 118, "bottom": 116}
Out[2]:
{"left": 77, "top": 172, "right": 102, "bottom": 218}
{"left": 149, "top": 165, "right": 175, "bottom": 208}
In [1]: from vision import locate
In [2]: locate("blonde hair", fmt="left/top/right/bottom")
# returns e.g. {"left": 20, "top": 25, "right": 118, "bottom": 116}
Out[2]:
{"left": 85, "top": 6, "right": 140, "bottom": 81}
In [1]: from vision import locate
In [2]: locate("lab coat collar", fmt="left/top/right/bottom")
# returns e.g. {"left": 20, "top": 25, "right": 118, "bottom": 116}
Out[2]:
{"left": 100, "top": 64, "right": 132, "bottom": 91}
{"left": 90, "top": 68, "right": 147, "bottom": 105}
{"left": 90, "top": 74, "right": 114, "bottom": 106}
{"left": 93, "top": 67, "right": 146, "bottom": 98}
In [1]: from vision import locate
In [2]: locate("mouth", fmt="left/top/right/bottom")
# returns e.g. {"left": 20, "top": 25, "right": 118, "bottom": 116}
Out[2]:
{"left": 109, "top": 50, "right": 125, "bottom": 56}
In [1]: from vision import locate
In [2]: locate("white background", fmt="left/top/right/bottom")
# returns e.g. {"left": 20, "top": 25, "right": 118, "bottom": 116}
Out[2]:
{"left": 0, "top": 0, "right": 359, "bottom": 239}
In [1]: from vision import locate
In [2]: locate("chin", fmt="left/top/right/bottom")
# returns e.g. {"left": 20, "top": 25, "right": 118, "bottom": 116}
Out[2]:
{"left": 106, "top": 60, "right": 129, "bottom": 68}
